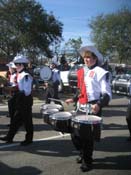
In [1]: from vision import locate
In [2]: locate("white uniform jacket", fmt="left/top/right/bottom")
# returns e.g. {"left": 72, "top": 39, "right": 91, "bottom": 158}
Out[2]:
{"left": 17, "top": 71, "right": 33, "bottom": 96}
{"left": 84, "top": 66, "right": 112, "bottom": 102}
{"left": 9, "top": 72, "right": 17, "bottom": 87}
{"left": 52, "top": 68, "right": 61, "bottom": 84}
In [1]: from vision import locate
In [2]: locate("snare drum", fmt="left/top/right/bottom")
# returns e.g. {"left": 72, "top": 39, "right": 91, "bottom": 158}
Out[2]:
{"left": 40, "top": 103, "right": 64, "bottom": 112}
{"left": 49, "top": 112, "right": 72, "bottom": 133}
{"left": 71, "top": 115, "right": 102, "bottom": 141}
{"left": 42, "top": 108, "right": 59, "bottom": 124}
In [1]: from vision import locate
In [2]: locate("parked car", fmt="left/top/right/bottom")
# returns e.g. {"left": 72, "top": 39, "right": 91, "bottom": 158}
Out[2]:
{"left": 112, "top": 74, "right": 131, "bottom": 96}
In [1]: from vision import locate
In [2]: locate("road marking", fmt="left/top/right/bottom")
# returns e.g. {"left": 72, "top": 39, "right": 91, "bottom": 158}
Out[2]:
{"left": 0, "top": 133, "right": 70, "bottom": 149}
{"left": 0, "top": 105, "right": 7, "bottom": 108}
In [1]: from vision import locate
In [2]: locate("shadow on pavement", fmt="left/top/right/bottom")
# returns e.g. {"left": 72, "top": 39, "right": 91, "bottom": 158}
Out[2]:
{"left": 0, "top": 135, "right": 131, "bottom": 171}
{"left": 94, "top": 154, "right": 131, "bottom": 170}
{"left": 0, "top": 162, "right": 42, "bottom": 175}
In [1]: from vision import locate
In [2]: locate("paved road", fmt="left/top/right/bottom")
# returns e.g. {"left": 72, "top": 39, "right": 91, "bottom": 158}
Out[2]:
{"left": 0, "top": 93, "right": 131, "bottom": 175}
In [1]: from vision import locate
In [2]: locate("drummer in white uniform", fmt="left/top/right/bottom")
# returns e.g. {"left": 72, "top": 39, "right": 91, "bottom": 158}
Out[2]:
{"left": 65, "top": 46, "right": 112, "bottom": 172}
{"left": 0, "top": 55, "right": 33, "bottom": 146}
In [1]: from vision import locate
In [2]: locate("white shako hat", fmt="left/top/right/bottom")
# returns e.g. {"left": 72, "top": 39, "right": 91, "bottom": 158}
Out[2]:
{"left": 78, "top": 45, "right": 103, "bottom": 66}
{"left": 6, "top": 62, "right": 16, "bottom": 68}
{"left": 13, "top": 55, "right": 29, "bottom": 64}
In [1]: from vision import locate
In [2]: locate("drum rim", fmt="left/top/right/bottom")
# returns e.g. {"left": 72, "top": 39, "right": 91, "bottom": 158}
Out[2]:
{"left": 72, "top": 114, "right": 102, "bottom": 124}
{"left": 41, "top": 103, "right": 63, "bottom": 110}
{"left": 42, "top": 108, "right": 59, "bottom": 114}
{"left": 49, "top": 111, "right": 72, "bottom": 120}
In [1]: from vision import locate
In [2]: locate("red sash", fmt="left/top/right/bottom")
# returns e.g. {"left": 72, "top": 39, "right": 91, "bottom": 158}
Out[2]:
{"left": 77, "top": 68, "right": 88, "bottom": 104}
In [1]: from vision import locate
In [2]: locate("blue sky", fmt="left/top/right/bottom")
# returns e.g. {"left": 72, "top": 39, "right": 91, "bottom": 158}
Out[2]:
{"left": 37, "top": 0, "right": 131, "bottom": 46}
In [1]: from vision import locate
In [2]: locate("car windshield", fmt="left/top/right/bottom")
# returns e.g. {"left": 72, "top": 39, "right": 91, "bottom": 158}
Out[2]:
{"left": 116, "top": 74, "right": 131, "bottom": 80}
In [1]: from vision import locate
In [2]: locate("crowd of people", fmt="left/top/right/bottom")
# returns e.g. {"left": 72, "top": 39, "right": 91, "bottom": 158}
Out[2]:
{"left": 0, "top": 45, "right": 131, "bottom": 172}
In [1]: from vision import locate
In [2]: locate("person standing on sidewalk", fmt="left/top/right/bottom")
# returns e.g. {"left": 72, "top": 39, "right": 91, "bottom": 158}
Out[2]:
{"left": 65, "top": 46, "right": 112, "bottom": 172}
{"left": 0, "top": 55, "right": 33, "bottom": 146}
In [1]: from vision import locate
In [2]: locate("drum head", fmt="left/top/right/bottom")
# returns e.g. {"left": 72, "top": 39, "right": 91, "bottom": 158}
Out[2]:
{"left": 72, "top": 115, "right": 102, "bottom": 124}
{"left": 41, "top": 104, "right": 63, "bottom": 110}
{"left": 42, "top": 108, "right": 59, "bottom": 114}
{"left": 40, "top": 66, "right": 52, "bottom": 81}
{"left": 50, "top": 111, "right": 72, "bottom": 120}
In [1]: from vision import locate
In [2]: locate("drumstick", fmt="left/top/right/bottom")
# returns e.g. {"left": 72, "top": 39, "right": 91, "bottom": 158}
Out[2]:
{"left": 48, "top": 98, "right": 65, "bottom": 104}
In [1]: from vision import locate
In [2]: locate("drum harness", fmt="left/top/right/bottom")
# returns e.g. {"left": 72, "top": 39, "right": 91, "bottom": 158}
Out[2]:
{"left": 75, "top": 66, "right": 103, "bottom": 134}
{"left": 76, "top": 66, "right": 92, "bottom": 115}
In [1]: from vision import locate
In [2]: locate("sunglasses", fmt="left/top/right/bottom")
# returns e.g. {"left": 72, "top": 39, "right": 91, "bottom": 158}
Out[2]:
{"left": 14, "top": 63, "right": 22, "bottom": 66}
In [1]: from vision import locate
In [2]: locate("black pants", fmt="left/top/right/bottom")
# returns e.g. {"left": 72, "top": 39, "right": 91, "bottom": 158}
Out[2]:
{"left": 71, "top": 132, "right": 94, "bottom": 164}
{"left": 8, "top": 94, "right": 17, "bottom": 123}
{"left": 6, "top": 94, "right": 33, "bottom": 142}
{"left": 126, "top": 101, "right": 131, "bottom": 136}
{"left": 71, "top": 109, "right": 102, "bottom": 165}
{"left": 45, "top": 82, "right": 61, "bottom": 105}
{"left": 126, "top": 118, "right": 131, "bottom": 136}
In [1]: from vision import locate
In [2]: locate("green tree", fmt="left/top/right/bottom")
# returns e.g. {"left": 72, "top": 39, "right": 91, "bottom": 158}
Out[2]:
{"left": 89, "top": 8, "right": 131, "bottom": 64}
{"left": 65, "top": 37, "right": 82, "bottom": 52}
{"left": 63, "top": 37, "right": 82, "bottom": 61}
{"left": 0, "top": 0, "right": 63, "bottom": 62}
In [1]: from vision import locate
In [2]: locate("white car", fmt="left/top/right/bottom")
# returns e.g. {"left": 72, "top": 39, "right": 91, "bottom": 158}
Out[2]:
{"left": 59, "top": 64, "right": 84, "bottom": 92}
{"left": 59, "top": 70, "right": 69, "bottom": 92}
{"left": 60, "top": 70, "right": 69, "bottom": 86}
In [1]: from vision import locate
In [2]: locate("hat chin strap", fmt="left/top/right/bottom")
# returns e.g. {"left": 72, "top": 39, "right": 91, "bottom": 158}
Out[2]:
{"left": 16, "top": 65, "right": 24, "bottom": 72}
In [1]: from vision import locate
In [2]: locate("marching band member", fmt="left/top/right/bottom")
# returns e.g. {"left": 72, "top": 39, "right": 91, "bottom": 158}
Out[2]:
{"left": 126, "top": 98, "right": 131, "bottom": 141}
{"left": 6, "top": 62, "right": 17, "bottom": 87}
{"left": 0, "top": 55, "right": 33, "bottom": 146}
{"left": 5, "top": 62, "right": 17, "bottom": 124}
{"left": 44, "top": 62, "right": 61, "bottom": 104}
{"left": 65, "top": 46, "right": 112, "bottom": 172}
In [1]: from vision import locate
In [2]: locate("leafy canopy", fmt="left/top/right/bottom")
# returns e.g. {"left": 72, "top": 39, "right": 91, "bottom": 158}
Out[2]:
{"left": 89, "top": 8, "right": 131, "bottom": 64}
{"left": 0, "top": 0, "right": 63, "bottom": 62}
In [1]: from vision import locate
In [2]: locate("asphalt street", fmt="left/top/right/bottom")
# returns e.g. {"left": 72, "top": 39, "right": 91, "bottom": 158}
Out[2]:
{"left": 0, "top": 92, "right": 131, "bottom": 175}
